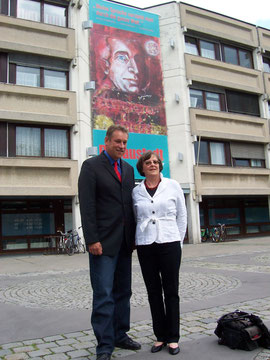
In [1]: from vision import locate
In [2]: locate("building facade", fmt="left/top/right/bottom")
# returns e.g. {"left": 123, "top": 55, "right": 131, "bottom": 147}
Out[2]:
{"left": 0, "top": 0, "right": 270, "bottom": 253}
{"left": 149, "top": 2, "right": 270, "bottom": 243}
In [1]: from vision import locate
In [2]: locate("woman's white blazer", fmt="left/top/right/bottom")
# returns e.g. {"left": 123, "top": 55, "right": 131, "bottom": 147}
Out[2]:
{"left": 132, "top": 175, "right": 187, "bottom": 248}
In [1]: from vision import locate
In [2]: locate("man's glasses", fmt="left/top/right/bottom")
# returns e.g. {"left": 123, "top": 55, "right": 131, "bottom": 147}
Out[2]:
{"left": 144, "top": 160, "right": 159, "bottom": 166}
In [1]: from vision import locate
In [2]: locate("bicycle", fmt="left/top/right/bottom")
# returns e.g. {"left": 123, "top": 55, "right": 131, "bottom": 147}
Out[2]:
{"left": 201, "top": 227, "right": 210, "bottom": 242}
{"left": 57, "top": 230, "right": 74, "bottom": 255}
{"left": 57, "top": 227, "right": 86, "bottom": 255}
{"left": 70, "top": 226, "right": 86, "bottom": 255}
{"left": 210, "top": 223, "right": 227, "bottom": 242}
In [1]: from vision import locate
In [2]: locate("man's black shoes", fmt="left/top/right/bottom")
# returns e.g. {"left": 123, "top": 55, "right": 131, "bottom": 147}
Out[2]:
{"left": 115, "top": 337, "right": 141, "bottom": 350}
{"left": 96, "top": 354, "right": 111, "bottom": 360}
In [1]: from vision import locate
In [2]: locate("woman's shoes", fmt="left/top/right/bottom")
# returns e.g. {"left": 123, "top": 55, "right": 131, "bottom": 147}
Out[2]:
{"left": 168, "top": 343, "right": 180, "bottom": 355}
{"left": 151, "top": 342, "right": 180, "bottom": 355}
{"left": 151, "top": 342, "right": 167, "bottom": 353}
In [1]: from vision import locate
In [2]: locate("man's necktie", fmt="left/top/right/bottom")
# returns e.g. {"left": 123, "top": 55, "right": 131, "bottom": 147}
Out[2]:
{"left": 114, "top": 161, "right": 121, "bottom": 182}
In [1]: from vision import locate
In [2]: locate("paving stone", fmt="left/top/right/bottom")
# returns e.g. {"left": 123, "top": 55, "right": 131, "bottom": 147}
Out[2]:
{"left": 49, "top": 345, "right": 74, "bottom": 353}
{"left": 27, "top": 349, "right": 51, "bottom": 357}
{"left": 56, "top": 339, "right": 78, "bottom": 346}
{"left": 23, "top": 340, "right": 44, "bottom": 346}
{"left": 2, "top": 343, "right": 24, "bottom": 350}
{"left": 76, "top": 335, "right": 93, "bottom": 343}
{"left": 64, "top": 332, "right": 85, "bottom": 339}
{"left": 66, "top": 349, "right": 90, "bottom": 358}
{"left": 5, "top": 354, "right": 29, "bottom": 360}
{"left": 0, "top": 349, "right": 12, "bottom": 357}
{"left": 43, "top": 354, "right": 68, "bottom": 360}
{"left": 43, "top": 336, "right": 65, "bottom": 342}
{"left": 72, "top": 341, "right": 95, "bottom": 350}
{"left": 13, "top": 346, "right": 36, "bottom": 353}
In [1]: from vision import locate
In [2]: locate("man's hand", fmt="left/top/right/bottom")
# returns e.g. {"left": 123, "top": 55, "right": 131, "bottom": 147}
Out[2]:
{"left": 88, "top": 242, "right": 103, "bottom": 255}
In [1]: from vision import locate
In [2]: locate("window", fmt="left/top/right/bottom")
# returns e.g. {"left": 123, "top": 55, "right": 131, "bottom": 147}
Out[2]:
{"left": 0, "top": 52, "right": 8, "bottom": 82}
{"left": 44, "top": 3, "right": 66, "bottom": 27}
{"left": 194, "top": 140, "right": 230, "bottom": 166}
{"left": 222, "top": 45, "right": 252, "bottom": 68}
{"left": 44, "top": 69, "right": 67, "bottom": 90}
{"left": 9, "top": 64, "right": 68, "bottom": 90}
{"left": 190, "top": 89, "right": 224, "bottom": 111}
{"left": 0, "top": 0, "right": 8, "bottom": 14}
{"left": 1, "top": 53, "right": 69, "bottom": 89}
{"left": 226, "top": 90, "right": 260, "bottom": 116}
{"left": 44, "top": 129, "right": 68, "bottom": 157}
{"left": 16, "top": 66, "right": 40, "bottom": 87}
{"left": 16, "top": 126, "right": 41, "bottom": 156}
{"left": 0, "top": 122, "right": 7, "bottom": 156}
{"left": 17, "top": 0, "right": 40, "bottom": 21}
{"left": 185, "top": 35, "right": 253, "bottom": 69}
{"left": 200, "top": 40, "right": 216, "bottom": 60}
{"left": 6, "top": 123, "right": 70, "bottom": 158}
{"left": 185, "top": 36, "right": 219, "bottom": 60}
{"left": 233, "top": 158, "right": 265, "bottom": 168}
{"left": 210, "top": 142, "right": 226, "bottom": 165}
{"left": 263, "top": 57, "right": 270, "bottom": 73}
{"left": 234, "top": 158, "right": 249, "bottom": 167}
{"left": 251, "top": 159, "right": 264, "bottom": 167}
{"left": 1, "top": 0, "right": 68, "bottom": 27}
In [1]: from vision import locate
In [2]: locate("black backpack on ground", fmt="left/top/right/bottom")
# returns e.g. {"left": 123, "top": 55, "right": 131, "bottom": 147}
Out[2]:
{"left": 214, "top": 310, "right": 270, "bottom": 351}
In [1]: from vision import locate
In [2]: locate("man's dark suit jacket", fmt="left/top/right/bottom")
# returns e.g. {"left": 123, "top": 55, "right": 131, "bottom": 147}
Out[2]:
{"left": 78, "top": 151, "right": 136, "bottom": 256}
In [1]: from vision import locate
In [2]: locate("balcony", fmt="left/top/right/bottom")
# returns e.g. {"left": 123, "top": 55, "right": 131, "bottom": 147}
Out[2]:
{"left": 0, "top": 83, "right": 76, "bottom": 126}
{"left": 0, "top": 158, "right": 78, "bottom": 196}
{"left": 194, "top": 165, "right": 270, "bottom": 196}
{"left": 190, "top": 108, "right": 269, "bottom": 143}
{"left": 0, "top": 14, "right": 75, "bottom": 60}
{"left": 185, "top": 54, "right": 264, "bottom": 94}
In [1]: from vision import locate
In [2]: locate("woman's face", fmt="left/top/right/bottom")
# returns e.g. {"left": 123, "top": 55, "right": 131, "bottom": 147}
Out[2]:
{"left": 142, "top": 154, "right": 160, "bottom": 178}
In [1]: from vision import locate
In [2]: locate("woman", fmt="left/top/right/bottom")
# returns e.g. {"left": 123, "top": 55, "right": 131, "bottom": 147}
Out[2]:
{"left": 132, "top": 151, "right": 187, "bottom": 355}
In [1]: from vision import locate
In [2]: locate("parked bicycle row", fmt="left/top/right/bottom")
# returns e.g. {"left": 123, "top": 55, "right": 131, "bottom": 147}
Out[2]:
{"left": 57, "top": 226, "right": 86, "bottom": 255}
{"left": 201, "top": 223, "right": 227, "bottom": 243}
{"left": 44, "top": 226, "right": 86, "bottom": 255}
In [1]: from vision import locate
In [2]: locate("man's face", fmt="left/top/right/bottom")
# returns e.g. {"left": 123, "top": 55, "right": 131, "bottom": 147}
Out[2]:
{"left": 108, "top": 39, "right": 144, "bottom": 94}
{"left": 105, "top": 130, "right": 128, "bottom": 160}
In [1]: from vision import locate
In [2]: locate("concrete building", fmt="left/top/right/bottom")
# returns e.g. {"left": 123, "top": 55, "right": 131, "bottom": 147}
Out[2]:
{"left": 0, "top": 0, "right": 270, "bottom": 253}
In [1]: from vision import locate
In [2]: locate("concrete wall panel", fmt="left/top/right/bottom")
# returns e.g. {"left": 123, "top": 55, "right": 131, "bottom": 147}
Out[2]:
{"left": 190, "top": 108, "right": 270, "bottom": 143}
{"left": 0, "top": 15, "right": 75, "bottom": 59}
{"left": 0, "top": 158, "right": 78, "bottom": 196}
{"left": 0, "top": 83, "right": 76, "bottom": 125}
{"left": 180, "top": 4, "right": 258, "bottom": 47}
{"left": 185, "top": 54, "right": 264, "bottom": 94}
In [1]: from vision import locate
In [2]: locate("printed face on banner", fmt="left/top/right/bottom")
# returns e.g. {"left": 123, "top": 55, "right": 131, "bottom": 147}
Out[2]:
{"left": 90, "top": 24, "right": 167, "bottom": 135}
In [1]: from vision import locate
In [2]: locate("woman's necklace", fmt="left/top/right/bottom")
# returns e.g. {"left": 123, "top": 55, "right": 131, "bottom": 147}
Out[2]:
{"left": 145, "top": 178, "right": 161, "bottom": 190}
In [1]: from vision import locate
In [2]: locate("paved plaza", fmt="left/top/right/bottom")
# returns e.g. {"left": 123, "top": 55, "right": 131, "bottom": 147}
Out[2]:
{"left": 1, "top": 237, "right": 270, "bottom": 360}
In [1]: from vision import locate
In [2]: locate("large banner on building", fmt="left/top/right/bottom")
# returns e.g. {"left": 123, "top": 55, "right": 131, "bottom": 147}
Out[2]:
{"left": 89, "top": 0, "right": 169, "bottom": 178}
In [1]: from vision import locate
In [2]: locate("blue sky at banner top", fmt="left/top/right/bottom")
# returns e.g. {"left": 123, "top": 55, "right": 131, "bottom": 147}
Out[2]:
{"left": 118, "top": 0, "right": 270, "bottom": 30}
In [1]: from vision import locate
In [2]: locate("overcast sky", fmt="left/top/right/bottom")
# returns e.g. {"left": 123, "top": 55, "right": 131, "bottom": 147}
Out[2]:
{"left": 118, "top": 0, "right": 270, "bottom": 29}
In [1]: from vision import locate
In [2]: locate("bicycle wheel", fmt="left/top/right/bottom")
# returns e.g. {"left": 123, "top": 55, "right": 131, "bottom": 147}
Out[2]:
{"left": 211, "top": 229, "right": 219, "bottom": 242}
{"left": 220, "top": 230, "right": 227, "bottom": 242}
{"left": 78, "top": 239, "right": 86, "bottom": 253}
{"left": 65, "top": 238, "right": 75, "bottom": 256}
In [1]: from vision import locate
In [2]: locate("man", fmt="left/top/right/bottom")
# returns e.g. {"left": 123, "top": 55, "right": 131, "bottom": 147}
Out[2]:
{"left": 98, "top": 37, "right": 147, "bottom": 94}
{"left": 78, "top": 125, "right": 141, "bottom": 360}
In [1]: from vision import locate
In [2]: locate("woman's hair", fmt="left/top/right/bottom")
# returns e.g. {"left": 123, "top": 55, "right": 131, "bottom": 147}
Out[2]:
{"left": 136, "top": 150, "right": 163, "bottom": 176}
